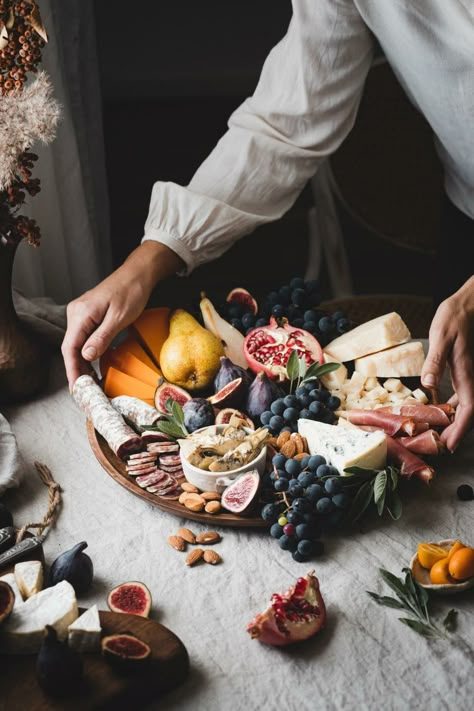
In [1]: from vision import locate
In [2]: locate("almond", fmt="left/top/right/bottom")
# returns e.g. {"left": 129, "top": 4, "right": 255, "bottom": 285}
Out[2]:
{"left": 290, "top": 433, "right": 305, "bottom": 454}
{"left": 205, "top": 500, "right": 221, "bottom": 514}
{"left": 181, "top": 482, "right": 200, "bottom": 493}
{"left": 203, "top": 550, "right": 222, "bottom": 565}
{"left": 280, "top": 440, "right": 296, "bottom": 458}
{"left": 276, "top": 430, "right": 291, "bottom": 448}
{"left": 167, "top": 535, "right": 186, "bottom": 552}
{"left": 184, "top": 493, "right": 205, "bottom": 512}
{"left": 178, "top": 492, "right": 189, "bottom": 505}
{"left": 300, "top": 436, "right": 309, "bottom": 452}
{"left": 200, "top": 491, "right": 221, "bottom": 501}
{"left": 267, "top": 437, "right": 278, "bottom": 448}
{"left": 185, "top": 548, "right": 204, "bottom": 566}
{"left": 177, "top": 527, "right": 196, "bottom": 544}
{"left": 196, "top": 531, "right": 221, "bottom": 545}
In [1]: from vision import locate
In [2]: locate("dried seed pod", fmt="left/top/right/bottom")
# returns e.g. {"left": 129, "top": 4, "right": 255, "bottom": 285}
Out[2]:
{"left": 196, "top": 531, "right": 221, "bottom": 545}
{"left": 203, "top": 550, "right": 222, "bottom": 565}
{"left": 177, "top": 528, "right": 196, "bottom": 544}
{"left": 185, "top": 549, "right": 204, "bottom": 566}
{"left": 167, "top": 535, "right": 186, "bottom": 552}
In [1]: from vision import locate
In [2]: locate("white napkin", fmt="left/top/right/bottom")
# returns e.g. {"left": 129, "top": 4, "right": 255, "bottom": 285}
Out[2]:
{"left": 0, "top": 413, "right": 22, "bottom": 496}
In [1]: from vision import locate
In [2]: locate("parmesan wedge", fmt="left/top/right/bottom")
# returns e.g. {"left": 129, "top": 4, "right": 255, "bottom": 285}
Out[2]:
{"left": 325, "top": 312, "right": 410, "bottom": 362}
{"left": 354, "top": 341, "right": 425, "bottom": 378}
{"left": 319, "top": 354, "right": 347, "bottom": 389}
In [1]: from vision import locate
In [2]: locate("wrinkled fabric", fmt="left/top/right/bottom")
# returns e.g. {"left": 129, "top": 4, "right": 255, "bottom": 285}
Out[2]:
{"left": 3, "top": 349, "right": 474, "bottom": 710}
{"left": 143, "top": 0, "right": 474, "bottom": 275}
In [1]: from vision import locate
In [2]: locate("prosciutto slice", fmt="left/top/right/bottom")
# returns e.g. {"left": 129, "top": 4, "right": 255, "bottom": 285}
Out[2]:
{"left": 336, "top": 410, "right": 417, "bottom": 436}
{"left": 386, "top": 436, "right": 435, "bottom": 483}
{"left": 397, "top": 430, "right": 445, "bottom": 456}
{"left": 378, "top": 403, "right": 453, "bottom": 427}
{"left": 73, "top": 375, "right": 142, "bottom": 458}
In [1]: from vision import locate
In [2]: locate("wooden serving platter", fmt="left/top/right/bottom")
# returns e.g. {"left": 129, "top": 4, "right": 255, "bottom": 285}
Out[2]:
{"left": 0, "top": 609, "right": 189, "bottom": 710}
{"left": 87, "top": 420, "right": 268, "bottom": 528}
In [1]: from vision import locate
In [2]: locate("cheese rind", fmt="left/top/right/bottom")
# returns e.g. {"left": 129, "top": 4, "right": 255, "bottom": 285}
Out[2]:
{"left": 0, "top": 580, "right": 78, "bottom": 654}
{"left": 0, "top": 573, "right": 24, "bottom": 609}
{"left": 354, "top": 341, "right": 425, "bottom": 377}
{"left": 325, "top": 312, "right": 410, "bottom": 362}
{"left": 297, "top": 418, "right": 387, "bottom": 473}
{"left": 68, "top": 604, "right": 101, "bottom": 652}
{"left": 14, "top": 560, "right": 43, "bottom": 599}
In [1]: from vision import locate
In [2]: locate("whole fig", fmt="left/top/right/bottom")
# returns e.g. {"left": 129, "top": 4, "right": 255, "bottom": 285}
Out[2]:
{"left": 183, "top": 398, "right": 215, "bottom": 433}
{"left": 246, "top": 372, "right": 283, "bottom": 422}
{"left": 49, "top": 542, "right": 93, "bottom": 595}
{"left": 36, "top": 626, "right": 84, "bottom": 697}
{"left": 213, "top": 356, "right": 252, "bottom": 394}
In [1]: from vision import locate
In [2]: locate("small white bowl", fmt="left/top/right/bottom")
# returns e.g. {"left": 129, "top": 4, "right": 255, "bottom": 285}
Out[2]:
{"left": 410, "top": 539, "right": 474, "bottom": 595}
{"left": 179, "top": 425, "right": 267, "bottom": 493}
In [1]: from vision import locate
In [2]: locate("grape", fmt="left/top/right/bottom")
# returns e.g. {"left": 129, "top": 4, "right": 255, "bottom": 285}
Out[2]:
{"left": 318, "top": 389, "right": 330, "bottom": 403}
{"left": 288, "top": 482, "right": 305, "bottom": 498}
{"left": 299, "top": 455, "right": 310, "bottom": 469}
{"left": 283, "top": 394, "right": 298, "bottom": 408}
{"left": 269, "top": 415, "right": 285, "bottom": 431}
{"left": 337, "top": 318, "right": 351, "bottom": 334}
{"left": 309, "top": 401, "right": 323, "bottom": 417}
{"left": 297, "top": 539, "right": 313, "bottom": 556}
{"left": 333, "top": 492, "right": 350, "bottom": 509}
{"left": 255, "top": 318, "right": 268, "bottom": 327}
{"left": 303, "top": 310, "right": 316, "bottom": 322}
{"left": 290, "top": 276, "right": 305, "bottom": 289}
{"left": 270, "top": 468, "right": 285, "bottom": 482}
{"left": 291, "top": 288, "right": 307, "bottom": 307}
{"left": 457, "top": 484, "right": 474, "bottom": 501}
{"left": 279, "top": 285, "right": 292, "bottom": 303}
{"left": 316, "top": 464, "right": 331, "bottom": 478}
{"left": 331, "top": 310, "right": 345, "bottom": 322}
{"left": 306, "top": 483, "right": 324, "bottom": 502}
{"left": 283, "top": 523, "right": 296, "bottom": 536}
{"left": 293, "top": 498, "right": 310, "bottom": 514}
{"left": 271, "top": 304, "right": 286, "bottom": 319}
{"left": 228, "top": 302, "right": 245, "bottom": 318}
{"left": 279, "top": 534, "right": 297, "bottom": 551}
{"left": 327, "top": 395, "right": 341, "bottom": 411}
{"left": 324, "top": 477, "right": 343, "bottom": 496}
{"left": 286, "top": 509, "right": 304, "bottom": 525}
{"left": 308, "top": 455, "right": 326, "bottom": 471}
{"left": 316, "top": 497, "right": 335, "bottom": 514}
{"left": 293, "top": 318, "right": 304, "bottom": 328}
{"left": 260, "top": 410, "right": 272, "bottom": 425}
{"left": 304, "top": 381, "right": 317, "bottom": 392}
{"left": 309, "top": 389, "right": 321, "bottom": 400}
{"left": 299, "top": 408, "right": 311, "bottom": 420}
{"left": 285, "top": 458, "right": 301, "bottom": 477}
{"left": 297, "top": 393, "right": 311, "bottom": 408}
{"left": 297, "top": 471, "right": 316, "bottom": 488}
{"left": 281, "top": 426, "right": 292, "bottom": 433}
{"left": 274, "top": 477, "right": 289, "bottom": 492}
{"left": 261, "top": 503, "right": 280, "bottom": 522}
{"left": 295, "top": 523, "right": 315, "bottom": 540}
{"left": 267, "top": 291, "right": 279, "bottom": 306}
{"left": 295, "top": 386, "right": 307, "bottom": 398}
{"left": 230, "top": 317, "right": 243, "bottom": 332}
{"left": 270, "top": 399, "right": 286, "bottom": 416}
{"left": 242, "top": 312, "right": 256, "bottom": 329}
{"left": 318, "top": 316, "right": 333, "bottom": 333}
{"left": 278, "top": 515, "right": 288, "bottom": 527}
{"left": 272, "top": 453, "right": 287, "bottom": 469}
{"left": 283, "top": 407, "right": 299, "bottom": 422}
{"left": 270, "top": 523, "right": 284, "bottom": 538}
{"left": 292, "top": 550, "right": 309, "bottom": 562}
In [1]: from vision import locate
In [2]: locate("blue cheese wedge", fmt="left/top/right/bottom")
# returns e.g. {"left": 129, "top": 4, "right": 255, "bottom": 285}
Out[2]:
{"left": 68, "top": 605, "right": 101, "bottom": 652}
{"left": 325, "top": 312, "right": 410, "bottom": 362}
{"left": 14, "top": 560, "right": 43, "bottom": 599}
{"left": 0, "top": 580, "right": 78, "bottom": 654}
{"left": 298, "top": 419, "right": 387, "bottom": 474}
{"left": 0, "top": 573, "right": 24, "bottom": 609}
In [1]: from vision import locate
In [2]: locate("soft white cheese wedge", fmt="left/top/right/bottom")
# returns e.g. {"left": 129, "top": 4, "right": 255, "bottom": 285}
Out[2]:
{"left": 325, "top": 312, "right": 410, "bottom": 362}
{"left": 68, "top": 604, "right": 101, "bottom": 652}
{"left": 298, "top": 418, "right": 387, "bottom": 474}
{"left": 14, "top": 560, "right": 43, "bottom": 599}
{"left": 0, "top": 580, "right": 78, "bottom": 654}
{"left": 354, "top": 340, "right": 425, "bottom": 377}
{"left": 0, "top": 573, "right": 24, "bottom": 609}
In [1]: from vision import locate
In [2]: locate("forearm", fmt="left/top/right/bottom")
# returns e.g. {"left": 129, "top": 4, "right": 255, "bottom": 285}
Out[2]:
{"left": 120, "top": 241, "right": 185, "bottom": 292}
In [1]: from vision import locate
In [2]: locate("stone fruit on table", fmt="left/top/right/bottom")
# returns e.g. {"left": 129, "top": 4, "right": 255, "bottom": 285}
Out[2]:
{"left": 448, "top": 547, "right": 474, "bottom": 581}
{"left": 247, "top": 571, "right": 326, "bottom": 646}
{"left": 245, "top": 371, "right": 283, "bottom": 422}
{"left": 243, "top": 317, "right": 324, "bottom": 381}
{"left": 160, "top": 309, "right": 224, "bottom": 392}
{"left": 36, "top": 625, "right": 84, "bottom": 698}
{"left": 429, "top": 558, "right": 455, "bottom": 585}
{"left": 221, "top": 471, "right": 260, "bottom": 515}
{"left": 183, "top": 398, "right": 215, "bottom": 433}
{"left": 200, "top": 294, "right": 248, "bottom": 370}
{"left": 0, "top": 580, "right": 15, "bottom": 625}
{"left": 107, "top": 581, "right": 152, "bottom": 618}
{"left": 213, "top": 355, "right": 252, "bottom": 393}
{"left": 208, "top": 378, "right": 246, "bottom": 408}
{"left": 101, "top": 633, "right": 151, "bottom": 670}
{"left": 226, "top": 287, "right": 258, "bottom": 315}
{"left": 214, "top": 408, "right": 255, "bottom": 429}
{"left": 154, "top": 379, "right": 192, "bottom": 414}
{"left": 49, "top": 542, "right": 93, "bottom": 595}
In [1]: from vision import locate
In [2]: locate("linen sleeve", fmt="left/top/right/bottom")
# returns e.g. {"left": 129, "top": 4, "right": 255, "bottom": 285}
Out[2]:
{"left": 142, "top": 0, "right": 374, "bottom": 274}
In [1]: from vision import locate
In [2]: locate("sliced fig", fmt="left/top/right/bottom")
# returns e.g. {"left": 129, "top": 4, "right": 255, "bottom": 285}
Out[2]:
{"left": 214, "top": 408, "right": 255, "bottom": 429}
{"left": 207, "top": 378, "right": 245, "bottom": 408}
{"left": 154, "top": 379, "right": 191, "bottom": 414}
{"left": 221, "top": 470, "right": 260, "bottom": 515}
{"left": 0, "top": 580, "right": 15, "bottom": 625}
{"left": 102, "top": 633, "right": 151, "bottom": 670}
{"left": 247, "top": 571, "right": 326, "bottom": 646}
{"left": 226, "top": 287, "right": 258, "bottom": 316}
{"left": 107, "top": 581, "right": 152, "bottom": 618}
{"left": 213, "top": 356, "right": 252, "bottom": 393}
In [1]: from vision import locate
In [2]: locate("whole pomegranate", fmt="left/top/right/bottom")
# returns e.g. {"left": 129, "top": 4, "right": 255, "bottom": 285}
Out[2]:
{"left": 247, "top": 571, "right": 326, "bottom": 646}
{"left": 243, "top": 318, "right": 324, "bottom": 381}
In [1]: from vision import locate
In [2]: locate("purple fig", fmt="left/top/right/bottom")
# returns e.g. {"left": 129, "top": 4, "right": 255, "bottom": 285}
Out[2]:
{"left": 245, "top": 372, "right": 283, "bottom": 422}
{"left": 213, "top": 356, "right": 252, "bottom": 395}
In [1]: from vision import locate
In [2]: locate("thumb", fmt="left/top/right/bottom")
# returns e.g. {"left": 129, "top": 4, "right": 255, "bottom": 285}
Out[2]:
{"left": 421, "top": 334, "right": 450, "bottom": 390}
{"left": 81, "top": 313, "right": 121, "bottom": 361}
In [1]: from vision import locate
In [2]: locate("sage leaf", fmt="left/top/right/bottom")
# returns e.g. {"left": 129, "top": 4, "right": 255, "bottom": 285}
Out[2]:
{"left": 156, "top": 420, "right": 185, "bottom": 439}
{"left": 298, "top": 355, "right": 307, "bottom": 379}
{"left": 443, "top": 609, "right": 457, "bottom": 633}
{"left": 286, "top": 350, "right": 300, "bottom": 386}
{"left": 166, "top": 398, "right": 184, "bottom": 425}
{"left": 344, "top": 466, "right": 376, "bottom": 478}
{"left": 307, "top": 362, "right": 342, "bottom": 379}
{"left": 374, "top": 470, "right": 387, "bottom": 504}
{"left": 349, "top": 480, "right": 374, "bottom": 522}
{"left": 389, "top": 466, "right": 399, "bottom": 491}
{"left": 367, "top": 592, "right": 406, "bottom": 610}
{"left": 379, "top": 569, "right": 409, "bottom": 601}
{"left": 386, "top": 491, "right": 403, "bottom": 520}
{"left": 376, "top": 487, "right": 386, "bottom": 516}
{"left": 398, "top": 618, "right": 439, "bottom": 638}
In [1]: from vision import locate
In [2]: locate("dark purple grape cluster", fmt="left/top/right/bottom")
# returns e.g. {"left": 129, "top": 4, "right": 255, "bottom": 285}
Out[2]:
{"left": 260, "top": 453, "right": 351, "bottom": 561}
{"left": 260, "top": 381, "right": 341, "bottom": 436}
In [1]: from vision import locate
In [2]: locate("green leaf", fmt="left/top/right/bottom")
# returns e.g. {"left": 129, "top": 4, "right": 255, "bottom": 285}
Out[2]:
{"left": 166, "top": 398, "right": 184, "bottom": 424}
{"left": 389, "top": 466, "right": 399, "bottom": 492}
{"left": 403, "top": 567, "right": 422, "bottom": 612}
{"left": 286, "top": 349, "right": 300, "bottom": 385}
{"left": 376, "top": 487, "right": 386, "bottom": 516}
{"left": 306, "top": 362, "right": 342, "bottom": 378}
{"left": 349, "top": 480, "right": 374, "bottom": 522}
{"left": 386, "top": 491, "right": 403, "bottom": 520}
{"left": 374, "top": 470, "right": 388, "bottom": 504}
{"left": 379, "top": 569, "right": 409, "bottom": 602}
{"left": 343, "top": 466, "right": 377, "bottom": 478}
{"left": 443, "top": 609, "right": 457, "bottom": 633}
{"left": 398, "top": 618, "right": 439, "bottom": 638}
{"left": 298, "top": 355, "right": 308, "bottom": 379}
{"left": 367, "top": 591, "right": 407, "bottom": 610}
{"left": 156, "top": 420, "right": 184, "bottom": 439}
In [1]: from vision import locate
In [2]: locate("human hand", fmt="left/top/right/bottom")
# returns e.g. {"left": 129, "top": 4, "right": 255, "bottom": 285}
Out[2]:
{"left": 61, "top": 241, "right": 184, "bottom": 389}
{"left": 421, "top": 276, "right": 474, "bottom": 452}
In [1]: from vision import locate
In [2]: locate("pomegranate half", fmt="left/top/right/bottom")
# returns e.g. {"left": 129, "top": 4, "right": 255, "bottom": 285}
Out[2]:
{"left": 243, "top": 317, "right": 324, "bottom": 381}
{"left": 247, "top": 571, "right": 326, "bottom": 646}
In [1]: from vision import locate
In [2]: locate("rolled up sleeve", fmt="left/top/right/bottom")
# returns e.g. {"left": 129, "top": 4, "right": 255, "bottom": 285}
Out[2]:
{"left": 142, "top": 0, "right": 374, "bottom": 274}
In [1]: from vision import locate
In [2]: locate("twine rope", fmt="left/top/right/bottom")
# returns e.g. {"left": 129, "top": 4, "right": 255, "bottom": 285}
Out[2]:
{"left": 16, "top": 461, "right": 62, "bottom": 543}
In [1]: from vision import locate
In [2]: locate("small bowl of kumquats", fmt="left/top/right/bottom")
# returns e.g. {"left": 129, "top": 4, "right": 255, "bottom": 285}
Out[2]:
{"left": 410, "top": 540, "right": 474, "bottom": 594}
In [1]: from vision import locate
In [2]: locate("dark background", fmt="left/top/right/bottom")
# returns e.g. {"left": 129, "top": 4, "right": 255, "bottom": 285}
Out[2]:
{"left": 93, "top": 1, "right": 443, "bottom": 309}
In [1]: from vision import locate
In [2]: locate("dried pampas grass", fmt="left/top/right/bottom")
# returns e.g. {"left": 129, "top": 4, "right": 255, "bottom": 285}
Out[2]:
{"left": 0, "top": 71, "right": 60, "bottom": 190}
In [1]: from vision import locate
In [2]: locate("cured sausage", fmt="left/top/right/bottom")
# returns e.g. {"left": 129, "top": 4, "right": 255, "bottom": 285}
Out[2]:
{"left": 73, "top": 375, "right": 142, "bottom": 458}
{"left": 336, "top": 410, "right": 417, "bottom": 436}
{"left": 378, "top": 403, "right": 453, "bottom": 427}
{"left": 386, "top": 436, "right": 434, "bottom": 483}
{"left": 110, "top": 396, "right": 161, "bottom": 427}
{"left": 397, "top": 430, "right": 445, "bottom": 456}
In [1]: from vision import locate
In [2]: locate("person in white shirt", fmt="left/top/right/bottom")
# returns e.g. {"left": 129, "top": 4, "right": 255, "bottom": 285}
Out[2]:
{"left": 62, "top": 0, "right": 474, "bottom": 451}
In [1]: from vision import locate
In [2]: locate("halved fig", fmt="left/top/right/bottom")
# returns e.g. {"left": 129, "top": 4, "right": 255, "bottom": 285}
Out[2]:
{"left": 0, "top": 581, "right": 14, "bottom": 625}
{"left": 102, "top": 633, "right": 151, "bottom": 670}
{"left": 154, "top": 379, "right": 191, "bottom": 414}
{"left": 226, "top": 287, "right": 258, "bottom": 316}
{"left": 221, "top": 471, "right": 260, "bottom": 515}
{"left": 214, "top": 408, "right": 255, "bottom": 429}
{"left": 107, "top": 581, "right": 152, "bottom": 618}
{"left": 207, "top": 378, "right": 245, "bottom": 408}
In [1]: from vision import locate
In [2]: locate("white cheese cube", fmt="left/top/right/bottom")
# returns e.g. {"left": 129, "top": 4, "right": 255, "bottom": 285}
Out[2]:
{"left": 397, "top": 384, "right": 413, "bottom": 397}
{"left": 15, "top": 561, "right": 43, "bottom": 599}
{"left": 411, "top": 388, "right": 429, "bottom": 404}
{"left": 325, "top": 312, "right": 411, "bottom": 362}
{"left": 319, "top": 354, "right": 347, "bottom": 389}
{"left": 354, "top": 341, "right": 425, "bottom": 378}
{"left": 364, "top": 377, "right": 380, "bottom": 391}
{"left": 383, "top": 378, "right": 403, "bottom": 392}
{"left": 68, "top": 605, "right": 101, "bottom": 652}
{"left": 388, "top": 391, "right": 409, "bottom": 403}
{"left": 298, "top": 419, "right": 387, "bottom": 474}
{"left": 365, "top": 385, "right": 390, "bottom": 403}
{"left": 0, "top": 573, "right": 24, "bottom": 609}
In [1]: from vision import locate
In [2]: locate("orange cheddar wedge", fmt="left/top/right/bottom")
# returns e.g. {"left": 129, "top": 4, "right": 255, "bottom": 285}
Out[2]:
{"left": 103, "top": 366, "right": 157, "bottom": 402}
{"left": 130, "top": 307, "right": 171, "bottom": 367}
{"left": 117, "top": 351, "right": 162, "bottom": 388}
{"left": 100, "top": 335, "right": 158, "bottom": 378}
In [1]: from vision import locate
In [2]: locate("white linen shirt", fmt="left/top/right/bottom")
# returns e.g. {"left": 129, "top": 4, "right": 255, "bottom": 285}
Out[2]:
{"left": 143, "top": 0, "right": 474, "bottom": 274}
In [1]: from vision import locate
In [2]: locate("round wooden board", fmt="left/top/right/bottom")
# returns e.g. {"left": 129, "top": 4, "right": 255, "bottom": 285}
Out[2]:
{"left": 86, "top": 420, "right": 268, "bottom": 528}
{"left": 0, "top": 608, "right": 189, "bottom": 710}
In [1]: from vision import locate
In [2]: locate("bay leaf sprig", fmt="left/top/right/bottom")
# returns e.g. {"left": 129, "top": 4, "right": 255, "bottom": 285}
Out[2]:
{"left": 286, "top": 350, "right": 341, "bottom": 394}
{"left": 140, "top": 398, "right": 188, "bottom": 439}
{"left": 323, "top": 466, "right": 402, "bottom": 522}
{"left": 368, "top": 568, "right": 458, "bottom": 640}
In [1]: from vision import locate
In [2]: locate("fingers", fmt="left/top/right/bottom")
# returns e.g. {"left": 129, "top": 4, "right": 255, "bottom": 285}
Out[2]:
{"left": 440, "top": 402, "right": 474, "bottom": 452}
{"left": 421, "top": 305, "right": 453, "bottom": 391}
{"left": 81, "top": 310, "right": 123, "bottom": 362}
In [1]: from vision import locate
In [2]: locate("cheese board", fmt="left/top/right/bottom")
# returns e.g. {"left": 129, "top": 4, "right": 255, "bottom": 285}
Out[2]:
{"left": 87, "top": 420, "right": 268, "bottom": 528}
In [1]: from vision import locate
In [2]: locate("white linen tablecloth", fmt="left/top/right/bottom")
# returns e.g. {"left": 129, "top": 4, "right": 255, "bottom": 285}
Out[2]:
{"left": 2, "top": 353, "right": 474, "bottom": 711}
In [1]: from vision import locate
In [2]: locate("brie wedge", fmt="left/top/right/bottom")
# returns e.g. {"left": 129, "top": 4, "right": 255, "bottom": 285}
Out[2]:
{"left": 14, "top": 560, "right": 43, "bottom": 599}
{"left": 0, "top": 573, "right": 24, "bottom": 609}
{"left": 68, "top": 604, "right": 101, "bottom": 652}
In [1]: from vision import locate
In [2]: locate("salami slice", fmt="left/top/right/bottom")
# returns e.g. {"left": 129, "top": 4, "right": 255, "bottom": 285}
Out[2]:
{"left": 146, "top": 443, "right": 179, "bottom": 455}
{"left": 159, "top": 464, "right": 184, "bottom": 475}
{"left": 146, "top": 480, "right": 179, "bottom": 495}
{"left": 127, "top": 465, "right": 158, "bottom": 477}
{"left": 135, "top": 470, "right": 171, "bottom": 488}
{"left": 128, "top": 452, "right": 158, "bottom": 461}
{"left": 73, "top": 374, "right": 142, "bottom": 458}
{"left": 110, "top": 396, "right": 161, "bottom": 427}
{"left": 143, "top": 431, "right": 174, "bottom": 444}
{"left": 126, "top": 460, "right": 158, "bottom": 472}
{"left": 159, "top": 453, "right": 182, "bottom": 467}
